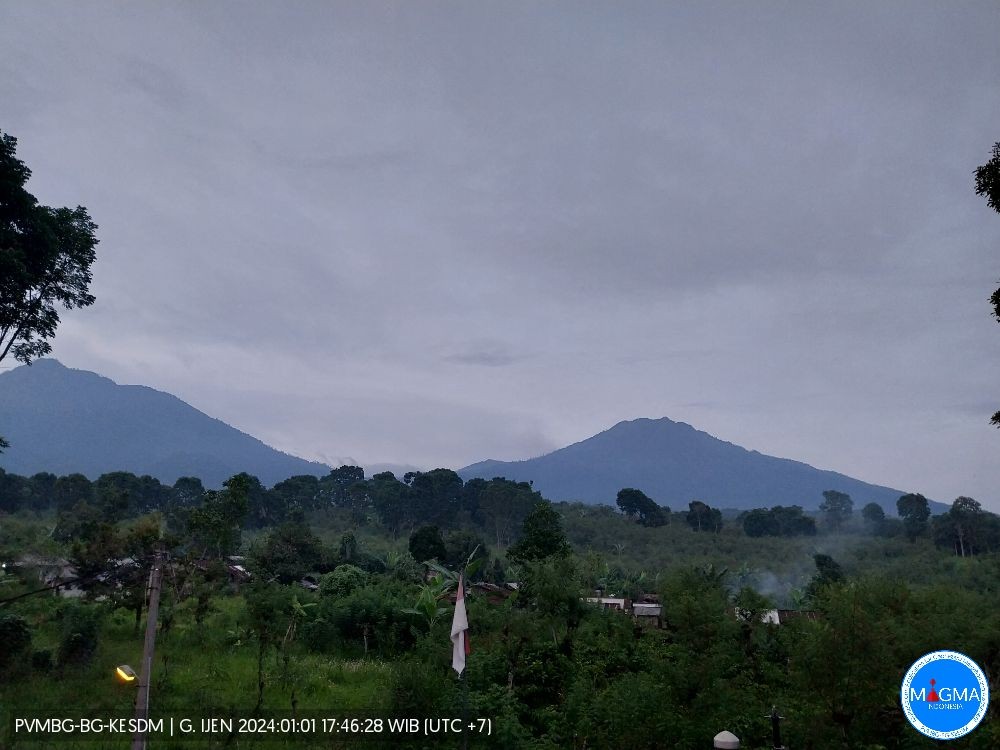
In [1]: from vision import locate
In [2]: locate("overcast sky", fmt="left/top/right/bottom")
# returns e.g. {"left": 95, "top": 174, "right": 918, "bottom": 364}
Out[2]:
{"left": 2, "top": 2, "right": 999, "bottom": 508}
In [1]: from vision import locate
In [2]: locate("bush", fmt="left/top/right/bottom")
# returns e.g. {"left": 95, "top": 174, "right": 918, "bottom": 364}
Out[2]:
{"left": 318, "top": 564, "right": 367, "bottom": 598}
{"left": 391, "top": 659, "right": 456, "bottom": 716}
{"left": 0, "top": 614, "right": 32, "bottom": 673}
{"left": 31, "top": 649, "right": 53, "bottom": 672}
{"left": 57, "top": 603, "right": 101, "bottom": 667}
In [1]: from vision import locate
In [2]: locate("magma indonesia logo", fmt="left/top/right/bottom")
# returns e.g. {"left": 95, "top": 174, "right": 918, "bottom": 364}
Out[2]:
{"left": 901, "top": 650, "right": 989, "bottom": 740}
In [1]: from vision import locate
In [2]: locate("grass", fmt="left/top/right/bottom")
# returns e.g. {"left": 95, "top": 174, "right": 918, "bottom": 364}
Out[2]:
{"left": 1, "top": 594, "right": 397, "bottom": 749}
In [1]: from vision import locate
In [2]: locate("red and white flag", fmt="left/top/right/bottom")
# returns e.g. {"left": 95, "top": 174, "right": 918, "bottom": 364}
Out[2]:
{"left": 451, "top": 575, "right": 471, "bottom": 675}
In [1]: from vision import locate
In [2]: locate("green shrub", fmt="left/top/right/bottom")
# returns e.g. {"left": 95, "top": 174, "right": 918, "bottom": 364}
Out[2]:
{"left": 0, "top": 614, "right": 32, "bottom": 673}
{"left": 31, "top": 648, "right": 53, "bottom": 672}
{"left": 57, "top": 602, "right": 101, "bottom": 667}
{"left": 318, "top": 564, "right": 367, "bottom": 598}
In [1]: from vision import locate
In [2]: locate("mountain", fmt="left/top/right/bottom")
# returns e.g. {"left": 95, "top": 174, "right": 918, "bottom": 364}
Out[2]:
{"left": 460, "top": 417, "right": 934, "bottom": 514}
{"left": 0, "top": 359, "right": 329, "bottom": 488}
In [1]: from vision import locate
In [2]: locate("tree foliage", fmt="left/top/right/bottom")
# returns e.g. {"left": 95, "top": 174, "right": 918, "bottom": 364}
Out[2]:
{"left": 250, "top": 520, "right": 326, "bottom": 582}
{"left": 818, "top": 489, "right": 853, "bottom": 530}
{"left": 686, "top": 500, "right": 723, "bottom": 532}
{"left": 932, "top": 496, "right": 1000, "bottom": 557}
{"left": 508, "top": 501, "right": 571, "bottom": 562}
{"left": 474, "top": 478, "right": 540, "bottom": 549}
{"left": 56, "top": 602, "right": 101, "bottom": 667}
{"left": 974, "top": 141, "right": 1000, "bottom": 425}
{"left": 186, "top": 474, "right": 251, "bottom": 557}
{"left": 0, "top": 614, "right": 32, "bottom": 675}
{"left": 896, "top": 492, "right": 930, "bottom": 542}
{"left": 741, "top": 505, "right": 816, "bottom": 537}
{"left": 6, "top": 463, "right": 1000, "bottom": 749}
{"left": 0, "top": 131, "right": 98, "bottom": 366}
{"left": 408, "top": 525, "right": 446, "bottom": 563}
{"left": 860, "top": 501, "right": 886, "bottom": 532}
{"left": 615, "top": 487, "right": 668, "bottom": 527}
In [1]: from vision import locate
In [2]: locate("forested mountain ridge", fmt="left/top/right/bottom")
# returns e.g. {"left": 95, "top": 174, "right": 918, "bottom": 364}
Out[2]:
{"left": 0, "top": 359, "right": 328, "bottom": 487}
{"left": 461, "top": 417, "right": 932, "bottom": 513}
{"left": 2, "top": 362, "right": 941, "bottom": 513}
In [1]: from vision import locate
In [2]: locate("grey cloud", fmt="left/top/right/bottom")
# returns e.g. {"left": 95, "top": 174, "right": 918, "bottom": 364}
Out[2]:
{"left": 2, "top": 1, "right": 999, "bottom": 508}
{"left": 443, "top": 344, "right": 529, "bottom": 368}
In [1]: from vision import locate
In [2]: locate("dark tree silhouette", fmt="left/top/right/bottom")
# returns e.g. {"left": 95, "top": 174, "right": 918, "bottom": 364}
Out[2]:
{"left": 0, "top": 131, "right": 98, "bottom": 452}
{"left": 897, "top": 493, "right": 930, "bottom": 542}
{"left": 819, "top": 490, "right": 853, "bottom": 530}
{"left": 507, "top": 501, "right": 571, "bottom": 562}
{"left": 974, "top": 141, "right": 1000, "bottom": 425}
{"left": 408, "top": 525, "right": 446, "bottom": 563}
{"left": 0, "top": 131, "right": 98, "bottom": 365}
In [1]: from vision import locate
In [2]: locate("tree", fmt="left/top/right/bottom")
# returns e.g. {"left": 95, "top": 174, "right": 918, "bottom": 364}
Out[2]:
{"left": 860, "top": 502, "right": 886, "bottom": 534}
{"left": 94, "top": 471, "right": 141, "bottom": 519}
{"left": 56, "top": 602, "right": 101, "bottom": 667}
{"left": 186, "top": 473, "right": 251, "bottom": 557}
{"left": 742, "top": 505, "right": 816, "bottom": 537}
{"left": 322, "top": 465, "right": 365, "bottom": 507}
{"left": 53, "top": 473, "right": 94, "bottom": 513}
{"left": 0, "top": 614, "right": 32, "bottom": 675}
{"left": 819, "top": 490, "right": 853, "bottom": 531}
{"left": 408, "top": 525, "right": 446, "bottom": 563}
{"left": 443, "top": 529, "right": 488, "bottom": 574}
{"left": 804, "top": 553, "right": 845, "bottom": 602}
{"left": 250, "top": 521, "right": 325, "bottom": 582}
{"left": 0, "top": 469, "right": 28, "bottom": 513}
{"left": 244, "top": 582, "right": 293, "bottom": 711}
{"left": 0, "top": 132, "right": 98, "bottom": 365}
{"left": 896, "top": 493, "right": 930, "bottom": 542}
{"left": 409, "top": 469, "right": 465, "bottom": 526}
{"left": 741, "top": 508, "right": 776, "bottom": 538}
{"left": 27, "top": 472, "right": 57, "bottom": 510}
{"left": 933, "top": 496, "right": 985, "bottom": 557}
{"left": 171, "top": 476, "right": 205, "bottom": 506}
{"left": 508, "top": 501, "right": 571, "bottom": 562}
{"left": 974, "top": 141, "right": 1000, "bottom": 425}
{"left": 686, "top": 500, "right": 722, "bottom": 532}
{"left": 474, "top": 478, "right": 540, "bottom": 549}
{"left": 319, "top": 564, "right": 367, "bottom": 598}
{"left": 236, "top": 474, "right": 278, "bottom": 528}
{"left": 370, "top": 472, "right": 413, "bottom": 537}
{"left": 271, "top": 475, "right": 322, "bottom": 511}
{"left": 615, "top": 488, "right": 667, "bottom": 527}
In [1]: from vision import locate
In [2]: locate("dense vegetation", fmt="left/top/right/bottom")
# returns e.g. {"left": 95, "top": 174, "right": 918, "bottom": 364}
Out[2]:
{"left": 1, "top": 466, "right": 999, "bottom": 749}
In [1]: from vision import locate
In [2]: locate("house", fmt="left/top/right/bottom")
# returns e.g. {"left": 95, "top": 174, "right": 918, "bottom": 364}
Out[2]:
{"left": 297, "top": 576, "right": 319, "bottom": 592}
{"left": 192, "top": 557, "right": 252, "bottom": 588}
{"left": 12, "top": 555, "right": 84, "bottom": 598}
{"left": 772, "top": 609, "right": 819, "bottom": 624}
{"left": 632, "top": 602, "right": 662, "bottom": 628}
{"left": 226, "top": 563, "right": 251, "bottom": 586}
{"left": 736, "top": 608, "right": 819, "bottom": 625}
{"left": 445, "top": 581, "right": 516, "bottom": 605}
{"left": 584, "top": 596, "right": 630, "bottom": 611}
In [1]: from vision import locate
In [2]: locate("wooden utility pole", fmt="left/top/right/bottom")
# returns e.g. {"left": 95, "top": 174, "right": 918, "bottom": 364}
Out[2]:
{"left": 132, "top": 552, "right": 164, "bottom": 750}
{"left": 767, "top": 705, "right": 786, "bottom": 750}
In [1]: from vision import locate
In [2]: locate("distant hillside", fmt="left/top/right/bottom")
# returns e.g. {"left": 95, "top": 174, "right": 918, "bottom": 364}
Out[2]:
{"left": 460, "top": 417, "right": 936, "bottom": 514}
{"left": 0, "top": 359, "right": 329, "bottom": 487}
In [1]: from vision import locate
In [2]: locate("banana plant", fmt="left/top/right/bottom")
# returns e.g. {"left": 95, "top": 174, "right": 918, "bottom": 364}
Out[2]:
{"left": 282, "top": 595, "right": 316, "bottom": 648}
{"left": 401, "top": 546, "right": 484, "bottom": 632}
{"left": 424, "top": 545, "right": 485, "bottom": 585}
{"left": 401, "top": 581, "right": 453, "bottom": 633}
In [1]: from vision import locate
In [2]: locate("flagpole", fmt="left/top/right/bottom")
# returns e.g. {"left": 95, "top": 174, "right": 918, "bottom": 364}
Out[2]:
{"left": 451, "top": 573, "right": 470, "bottom": 750}
{"left": 460, "top": 670, "right": 468, "bottom": 750}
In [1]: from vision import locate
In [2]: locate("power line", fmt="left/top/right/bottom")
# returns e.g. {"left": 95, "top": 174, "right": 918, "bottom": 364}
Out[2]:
{"left": 0, "top": 555, "right": 157, "bottom": 607}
